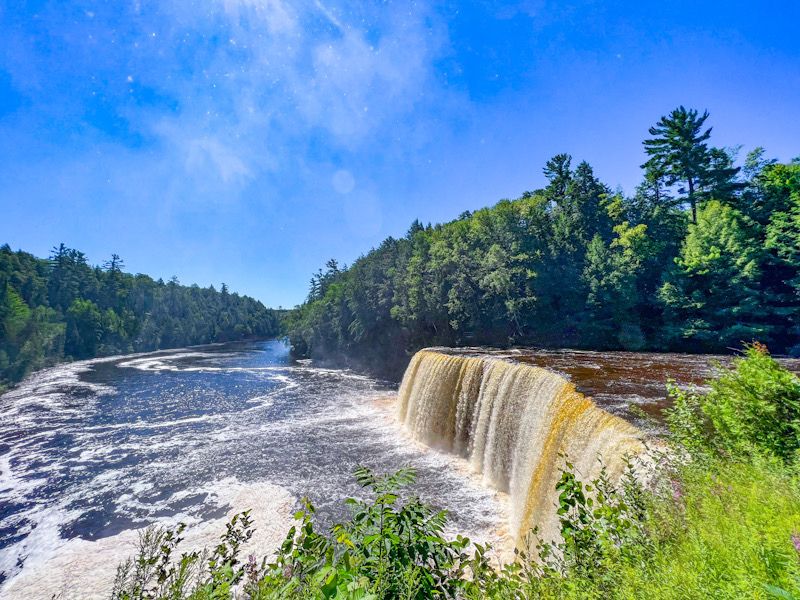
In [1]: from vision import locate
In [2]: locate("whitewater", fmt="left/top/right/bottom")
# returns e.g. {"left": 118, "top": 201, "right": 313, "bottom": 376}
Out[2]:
{"left": 0, "top": 341, "right": 506, "bottom": 599}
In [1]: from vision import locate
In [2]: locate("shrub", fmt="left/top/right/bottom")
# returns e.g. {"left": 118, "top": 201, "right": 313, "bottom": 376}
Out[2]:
{"left": 111, "top": 512, "right": 254, "bottom": 600}
{"left": 248, "top": 466, "right": 474, "bottom": 599}
{"left": 666, "top": 343, "right": 800, "bottom": 463}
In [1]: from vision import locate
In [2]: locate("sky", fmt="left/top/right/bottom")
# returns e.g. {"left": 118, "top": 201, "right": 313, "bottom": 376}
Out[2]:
{"left": 1, "top": 1, "right": 798, "bottom": 308}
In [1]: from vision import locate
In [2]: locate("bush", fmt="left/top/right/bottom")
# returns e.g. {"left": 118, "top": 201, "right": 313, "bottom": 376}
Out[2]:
{"left": 666, "top": 343, "right": 800, "bottom": 463}
{"left": 247, "top": 466, "right": 476, "bottom": 599}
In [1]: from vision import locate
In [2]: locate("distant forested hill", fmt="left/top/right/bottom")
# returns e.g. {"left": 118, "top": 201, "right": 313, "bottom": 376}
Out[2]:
{"left": 0, "top": 245, "right": 280, "bottom": 389}
{"left": 287, "top": 107, "right": 800, "bottom": 376}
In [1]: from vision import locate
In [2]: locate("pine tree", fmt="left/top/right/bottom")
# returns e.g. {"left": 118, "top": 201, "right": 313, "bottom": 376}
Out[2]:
{"left": 659, "top": 200, "right": 767, "bottom": 349}
{"left": 643, "top": 106, "right": 713, "bottom": 223}
{"left": 543, "top": 153, "right": 573, "bottom": 200}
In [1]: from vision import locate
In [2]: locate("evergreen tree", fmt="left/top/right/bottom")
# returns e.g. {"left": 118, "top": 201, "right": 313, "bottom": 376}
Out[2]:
{"left": 543, "top": 153, "right": 573, "bottom": 200}
{"left": 659, "top": 201, "right": 767, "bottom": 349}
{"left": 643, "top": 106, "right": 714, "bottom": 223}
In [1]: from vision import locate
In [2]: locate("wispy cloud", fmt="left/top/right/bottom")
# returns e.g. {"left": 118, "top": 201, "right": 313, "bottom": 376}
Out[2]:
{"left": 144, "top": 0, "right": 447, "bottom": 187}
{"left": 1, "top": 0, "right": 450, "bottom": 205}
{"left": 220, "top": 0, "right": 298, "bottom": 34}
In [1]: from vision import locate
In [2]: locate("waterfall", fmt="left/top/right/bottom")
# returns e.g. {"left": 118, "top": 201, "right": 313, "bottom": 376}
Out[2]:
{"left": 397, "top": 349, "right": 644, "bottom": 547}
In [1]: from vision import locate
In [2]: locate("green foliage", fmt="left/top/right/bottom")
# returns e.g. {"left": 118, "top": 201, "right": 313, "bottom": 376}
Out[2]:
{"left": 248, "top": 466, "right": 474, "bottom": 599}
{"left": 0, "top": 244, "right": 280, "bottom": 388}
{"left": 451, "top": 457, "right": 656, "bottom": 599}
{"left": 288, "top": 108, "right": 800, "bottom": 372}
{"left": 666, "top": 344, "right": 800, "bottom": 463}
{"left": 619, "top": 459, "right": 800, "bottom": 600}
{"left": 549, "top": 459, "right": 651, "bottom": 584}
{"left": 112, "top": 468, "right": 480, "bottom": 600}
{"left": 582, "top": 223, "right": 653, "bottom": 349}
{"left": 659, "top": 200, "right": 768, "bottom": 349}
{"left": 0, "top": 279, "right": 65, "bottom": 386}
{"left": 66, "top": 298, "right": 104, "bottom": 358}
{"left": 111, "top": 512, "right": 255, "bottom": 600}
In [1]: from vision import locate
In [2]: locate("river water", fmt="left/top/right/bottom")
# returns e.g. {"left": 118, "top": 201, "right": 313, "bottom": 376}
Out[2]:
{"left": 1, "top": 340, "right": 793, "bottom": 598}
{"left": 0, "top": 340, "right": 507, "bottom": 599}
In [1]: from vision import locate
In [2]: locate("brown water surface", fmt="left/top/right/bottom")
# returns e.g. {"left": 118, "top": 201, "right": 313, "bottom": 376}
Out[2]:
{"left": 434, "top": 347, "right": 800, "bottom": 431}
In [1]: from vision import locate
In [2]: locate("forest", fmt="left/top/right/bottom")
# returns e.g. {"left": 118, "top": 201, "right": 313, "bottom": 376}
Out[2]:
{"left": 0, "top": 244, "right": 280, "bottom": 389}
{"left": 287, "top": 107, "right": 800, "bottom": 376}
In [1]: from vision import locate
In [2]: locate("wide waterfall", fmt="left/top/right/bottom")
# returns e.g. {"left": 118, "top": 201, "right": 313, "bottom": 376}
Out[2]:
{"left": 397, "top": 349, "right": 644, "bottom": 547}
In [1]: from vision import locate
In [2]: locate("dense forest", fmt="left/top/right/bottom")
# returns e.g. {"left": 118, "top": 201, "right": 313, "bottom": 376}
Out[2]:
{"left": 288, "top": 107, "right": 800, "bottom": 376}
{"left": 0, "top": 244, "right": 280, "bottom": 389}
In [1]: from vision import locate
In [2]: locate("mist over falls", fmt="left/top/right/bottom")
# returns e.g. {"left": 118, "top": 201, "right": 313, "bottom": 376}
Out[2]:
{"left": 397, "top": 350, "right": 645, "bottom": 546}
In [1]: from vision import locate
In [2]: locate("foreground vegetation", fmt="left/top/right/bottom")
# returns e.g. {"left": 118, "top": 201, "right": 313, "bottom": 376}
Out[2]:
{"left": 0, "top": 244, "right": 280, "bottom": 389}
{"left": 111, "top": 344, "right": 800, "bottom": 599}
{"left": 288, "top": 106, "right": 800, "bottom": 376}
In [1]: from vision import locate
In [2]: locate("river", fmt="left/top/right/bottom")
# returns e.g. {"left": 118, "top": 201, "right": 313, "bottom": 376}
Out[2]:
{"left": 1, "top": 340, "right": 790, "bottom": 598}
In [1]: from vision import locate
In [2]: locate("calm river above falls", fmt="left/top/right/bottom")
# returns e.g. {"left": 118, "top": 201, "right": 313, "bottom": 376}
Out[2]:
{"left": 0, "top": 340, "right": 794, "bottom": 598}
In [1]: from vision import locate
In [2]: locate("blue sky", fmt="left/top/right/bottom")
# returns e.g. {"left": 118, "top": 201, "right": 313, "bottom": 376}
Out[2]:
{"left": 1, "top": 1, "right": 798, "bottom": 307}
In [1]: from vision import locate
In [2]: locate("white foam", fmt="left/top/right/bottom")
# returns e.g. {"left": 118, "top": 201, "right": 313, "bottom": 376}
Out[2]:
{"left": 117, "top": 352, "right": 239, "bottom": 372}
{"left": 0, "top": 479, "right": 295, "bottom": 600}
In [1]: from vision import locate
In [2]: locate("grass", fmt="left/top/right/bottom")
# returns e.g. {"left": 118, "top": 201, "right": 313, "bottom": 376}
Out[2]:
{"left": 600, "top": 460, "right": 800, "bottom": 600}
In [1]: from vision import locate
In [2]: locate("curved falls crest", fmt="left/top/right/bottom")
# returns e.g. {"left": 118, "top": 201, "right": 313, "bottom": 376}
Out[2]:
{"left": 397, "top": 349, "right": 644, "bottom": 546}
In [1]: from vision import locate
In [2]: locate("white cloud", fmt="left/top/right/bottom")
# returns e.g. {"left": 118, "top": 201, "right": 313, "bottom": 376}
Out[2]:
{"left": 220, "top": 0, "right": 297, "bottom": 34}
{"left": 294, "top": 21, "right": 431, "bottom": 140}
{"left": 155, "top": 0, "right": 444, "bottom": 163}
{"left": 128, "top": 0, "right": 449, "bottom": 216}
{"left": 185, "top": 137, "right": 252, "bottom": 183}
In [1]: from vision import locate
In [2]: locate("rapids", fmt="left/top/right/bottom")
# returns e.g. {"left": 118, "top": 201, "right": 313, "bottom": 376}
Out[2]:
{"left": 0, "top": 341, "right": 506, "bottom": 599}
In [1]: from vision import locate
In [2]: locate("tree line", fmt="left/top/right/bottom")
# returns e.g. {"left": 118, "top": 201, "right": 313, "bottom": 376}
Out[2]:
{"left": 287, "top": 106, "right": 800, "bottom": 376}
{"left": 0, "top": 244, "right": 280, "bottom": 389}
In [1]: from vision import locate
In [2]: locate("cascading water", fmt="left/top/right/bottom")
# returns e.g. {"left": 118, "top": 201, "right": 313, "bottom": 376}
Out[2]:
{"left": 397, "top": 349, "right": 645, "bottom": 547}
